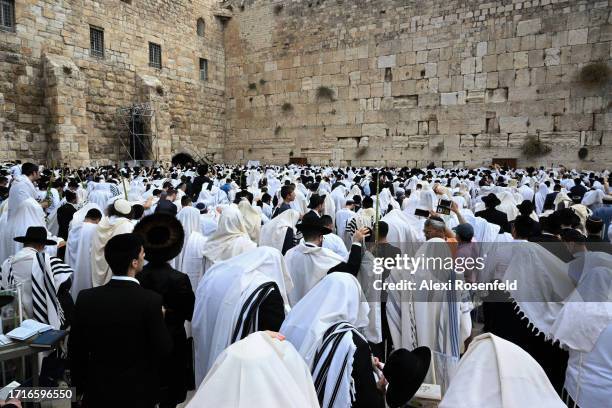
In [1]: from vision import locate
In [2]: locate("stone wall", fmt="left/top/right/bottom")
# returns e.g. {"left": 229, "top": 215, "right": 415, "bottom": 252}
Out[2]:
{"left": 0, "top": 0, "right": 225, "bottom": 165}
{"left": 223, "top": 0, "right": 612, "bottom": 169}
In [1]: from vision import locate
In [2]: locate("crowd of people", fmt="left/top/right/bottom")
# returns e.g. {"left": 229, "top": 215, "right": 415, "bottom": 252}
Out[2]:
{"left": 0, "top": 159, "right": 610, "bottom": 408}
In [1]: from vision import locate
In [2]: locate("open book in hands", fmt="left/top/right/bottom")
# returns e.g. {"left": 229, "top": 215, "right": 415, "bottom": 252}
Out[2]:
{"left": 6, "top": 319, "right": 52, "bottom": 341}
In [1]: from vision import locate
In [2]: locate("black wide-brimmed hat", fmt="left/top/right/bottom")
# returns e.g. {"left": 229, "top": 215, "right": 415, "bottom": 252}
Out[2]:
{"left": 482, "top": 193, "right": 501, "bottom": 207}
{"left": 13, "top": 226, "right": 57, "bottom": 246}
{"left": 296, "top": 213, "right": 332, "bottom": 235}
{"left": 133, "top": 213, "right": 184, "bottom": 264}
{"left": 383, "top": 347, "right": 431, "bottom": 408}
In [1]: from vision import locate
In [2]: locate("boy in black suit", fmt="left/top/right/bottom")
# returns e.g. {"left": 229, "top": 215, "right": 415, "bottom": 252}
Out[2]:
{"left": 68, "top": 234, "right": 172, "bottom": 408}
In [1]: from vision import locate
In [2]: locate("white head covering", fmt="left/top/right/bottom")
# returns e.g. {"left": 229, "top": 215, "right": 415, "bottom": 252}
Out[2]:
{"left": 187, "top": 332, "right": 319, "bottom": 408}
{"left": 551, "top": 252, "right": 612, "bottom": 352}
{"left": 504, "top": 242, "right": 575, "bottom": 338}
{"left": 259, "top": 209, "right": 300, "bottom": 252}
{"left": 238, "top": 199, "right": 262, "bottom": 242}
{"left": 201, "top": 205, "right": 256, "bottom": 265}
{"left": 177, "top": 206, "right": 202, "bottom": 242}
{"left": 193, "top": 247, "right": 292, "bottom": 385}
{"left": 281, "top": 273, "right": 369, "bottom": 408}
{"left": 535, "top": 183, "right": 549, "bottom": 214}
{"left": 439, "top": 333, "right": 565, "bottom": 408}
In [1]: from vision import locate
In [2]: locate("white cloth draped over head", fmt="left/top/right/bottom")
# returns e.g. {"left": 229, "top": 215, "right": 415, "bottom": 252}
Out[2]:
{"left": 0, "top": 197, "right": 48, "bottom": 263}
{"left": 496, "top": 190, "right": 520, "bottom": 222}
{"left": 284, "top": 242, "right": 345, "bottom": 306}
{"left": 534, "top": 183, "right": 549, "bottom": 214}
{"left": 280, "top": 273, "right": 369, "bottom": 408}
{"left": 237, "top": 199, "right": 262, "bottom": 242}
{"left": 259, "top": 209, "right": 300, "bottom": 252}
{"left": 174, "top": 206, "right": 205, "bottom": 280}
{"left": 66, "top": 221, "right": 98, "bottom": 300}
{"left": 90, "top": 215, "right": 135, "bottom": 287}
{"left": 381, "top": 209, "right": 422, "bottom": 252}
{"left": 439, "top": 333, "right": 565, "bottom": 408}
{"left": 551, "top": 252, "right": 612, "bottom": 353}
{"left": 188, "top": 331, "right": 319, "bottom": 408}
{"left": 192, "top": 247, "right": 293, "bottom": 386}
{"left": 503, "top": 242, "right": 575, "bottom": 339}
{"left": 201, "top": 205, "right": 256, "bottom": 267}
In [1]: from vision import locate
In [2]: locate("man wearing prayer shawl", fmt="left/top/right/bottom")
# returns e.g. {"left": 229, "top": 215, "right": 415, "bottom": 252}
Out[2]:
{"left": 551, "top": 252, "right": 612, "bottom": 408}
{"left": 259, "top": 208, "right": 300, "bottom": 255}
{"left": 66, "top": 208, "right": 102, "bottom": 300}
{"left": 386, "top": 237, "right": 472, "bottom": 386}
{"left": 0, "top": 227, "right": 73, "bottom": 329}
{"left": 90, "top": 199, "right": 135, "bottom": 287}
{"left": 284, "top": 216, "right": 369, "bottom": 306}
{"left": 200, "top": 205, "right": 256, "bottom": 273}
{"left": 192, "top": 247, "right": 292, "bottom": 385}
{"left": 175, "top": 206, "right": 208, "bottom": 289}
{"left": 281, "top": 273, "right": 385, "bottom": 408}
{"left": 187, "top": 331, "right": 319, "bottom": 408}
{"left": 439, "top": 334, "right": 566, "bottom": 408}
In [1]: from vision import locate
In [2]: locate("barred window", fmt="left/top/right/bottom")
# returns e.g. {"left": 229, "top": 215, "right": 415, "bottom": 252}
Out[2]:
{"left": 0, "top": 0, "right": 15, "bottom": 31}
{"left": 197, "top": 18, "right": 205, "bottom": 37}
{"left": 199, "top": 58, "right": 208, "bottom": 81}
{"left": 149, "top": 42, "right": 162, "bottom": 69}
{"left": 90, "top": 26, "right": 104, "bottom": 58}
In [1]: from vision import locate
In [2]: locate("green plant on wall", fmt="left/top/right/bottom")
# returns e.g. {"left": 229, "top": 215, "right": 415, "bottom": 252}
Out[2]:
{"left": 579, "top": 62, "right": 611, "bottom": 87}
{"left": 316, "top": 86, "right": 335, "bottom": 102}
{"left": 578, "top": 147, "right": 588, "bottom": 160}
{"left": 432, "top": 141, "right": 444, "bottom": 155}
{"left": 273, "top": 4, "right": 283, "bottom": 15}
{"left": 274, "top": 126, "right": 282, "bottom": 135}
{"left": 281, "top": 102, "right": 294, "bottom": 113}
{"left": 521, "top": 135, "right": 551, "bottom": 157}
{"left": 248, "top": 83, "right": 257, "bottom": 90}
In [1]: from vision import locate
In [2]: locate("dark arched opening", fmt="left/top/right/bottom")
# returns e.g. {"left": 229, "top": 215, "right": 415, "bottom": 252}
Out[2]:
{"left": 172, "top": 153, "right": 195, "bottom": 167}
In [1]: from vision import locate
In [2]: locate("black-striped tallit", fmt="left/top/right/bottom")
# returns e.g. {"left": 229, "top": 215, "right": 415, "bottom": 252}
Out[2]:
{"left": 231, "top": 281, "right": 278, "bottom": 343}
{"left": 31, "top": 252, "right": 72, "bottom": 329}
{"left": 311, "top": 321, "right": 365, "bottom": 408}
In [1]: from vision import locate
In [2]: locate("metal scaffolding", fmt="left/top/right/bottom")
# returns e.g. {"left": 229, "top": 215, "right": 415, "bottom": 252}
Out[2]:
{"left": 117, "top": 103, "right": 158, "bottom": 164}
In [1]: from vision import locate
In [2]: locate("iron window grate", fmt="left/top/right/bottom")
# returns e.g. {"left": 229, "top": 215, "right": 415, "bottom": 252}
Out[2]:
{"left": 149, "top": 42, "right": 162, "bottom": 69}
{"left": 0, "top": 0, "right": 15, "bottom": 32}
{"left": 90, "top": 26, "right": 104, "bottom": 58}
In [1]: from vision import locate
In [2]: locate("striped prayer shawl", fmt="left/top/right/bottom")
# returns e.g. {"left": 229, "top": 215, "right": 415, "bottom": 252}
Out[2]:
{"left": 231, "top": 281, "right": 278, "bottom": 343}
{"left": 312, "top": 322, "right": 363, "bottom": 408}
{"left": 31, "top": 252, "right": 72, "bottom": 330}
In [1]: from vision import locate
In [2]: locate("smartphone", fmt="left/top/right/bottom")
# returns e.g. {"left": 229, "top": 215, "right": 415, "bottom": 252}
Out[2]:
{"left": 414, "top": 208, "right": 430, "bottom": 217}
{"left": 437, "top": 199, "right": 452, "bottom": 215}
{"left": 0, "top": 381, "right": 20, "bottom": 401}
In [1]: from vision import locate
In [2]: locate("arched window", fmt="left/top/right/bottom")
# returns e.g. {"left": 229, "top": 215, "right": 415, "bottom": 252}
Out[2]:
{"left": 197, "top": 18, "right": 205, "bottom": 37}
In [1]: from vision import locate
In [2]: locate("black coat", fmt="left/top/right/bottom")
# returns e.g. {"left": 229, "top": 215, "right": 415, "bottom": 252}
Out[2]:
{"left": 351, "top": 332, "right": 385, "bottom": 408}
{"left": 137, "top": 263, "right": 195, "bottom": 406}
{"left": 475, "top": 208, "right": 511, "bottom": 234}
{"left": 57, "top": 203, "right": 77, "bottom": 240}
{"left": 68, "top": 279, "right": 172, "bottom": 408}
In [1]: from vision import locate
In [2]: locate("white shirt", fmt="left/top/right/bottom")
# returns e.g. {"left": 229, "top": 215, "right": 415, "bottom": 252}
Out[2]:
{"left": 110, "top": 276, "right": 140, "bottom": 285}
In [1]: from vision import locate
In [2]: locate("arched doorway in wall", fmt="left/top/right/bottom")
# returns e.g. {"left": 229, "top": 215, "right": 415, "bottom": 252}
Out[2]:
{"left": 172, "top": 153, "right": 195, "bottom": 167}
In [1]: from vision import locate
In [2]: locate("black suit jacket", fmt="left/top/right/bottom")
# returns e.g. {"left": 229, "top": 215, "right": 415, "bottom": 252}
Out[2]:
{"left": 475, "top": 208, "right": 511, "bottom": 234}
{"left": 68, "top": 279, "right": 172, "bottom": 408}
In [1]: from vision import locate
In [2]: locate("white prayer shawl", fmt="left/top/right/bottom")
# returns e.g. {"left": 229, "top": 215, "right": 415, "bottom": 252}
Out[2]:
{"left": 551, "top": 252, "right": 612, "bottom": 353}
{"left": 330, "top": 186, "right": 347, "bottom": 215}
{"left": 90, "top": 215, "right": 134, "bottom": 287}
{"left": 496, "top": 190, "right": 520, "bottom": 222}
{"left": 281, "top": 273, "right": 369, "bottom": 408}
{"left": 69, "top": 203, "right": 103, "bottom": 228}
{"left": 201, "top": 206, "right": 256, "bottom": 269}
{"left": 322, "top": 193, "right": 336, "bottom": 224}
{"left": 259, "top": 209, "right": 300, "bottom": 252}
{"left": 581, "top": 189, "right": 604, "bottom": 209}
{"left": 0, "top": 249, "right": 72, "bottom": 330}
{"left": 290, "top": 189, "right": 309, "bottom": 215}
{"left": 180, "top": 232, "right": 208, "bottom": 293}
{"left": 238, "top": 199, "right": 262, "bottom": 243}
{"left": 439, "top": 334, "right": 565, "bottom": 408}
{"left": 381, "top": 209, "right": 422, "bottom": 252}
{"left": 334, "top": 208, "right": 354, "bottom": 249}
{"left": 386, "top": 238, "right": 467, "bottom": 383}
{"left": 174, "top": 207, "right": 203, "bottom": 272}
{"left": 188, "top": 331, "right": 319, "bottom": 408}
{"left": 504, "top": 242, "right": 574, "bottom": 339}
{"left": 322, "top": 233, "right": 349, "bottom": 260}
{"left": 535, "top": 183, "right": 549, "bottom": 214}
{"left": 7, "top": 175, "right": 38, "bottom": 220}
{"left": 0, "top": 198, "right": 47, "bottom": 263}
{"left": 518, "top": 184, "right": 535, "bottom": 202}
{"left": 192, "top": 247, "right": 292, "bottom": 385}
{"left": 284, "top": 242, "right": 345, "bottom": 306}
{"left": 66, "top": 221, "right": 97, "bottom": 300}
{"left": 200, "top": 213, "right": 218, "bottom": 237}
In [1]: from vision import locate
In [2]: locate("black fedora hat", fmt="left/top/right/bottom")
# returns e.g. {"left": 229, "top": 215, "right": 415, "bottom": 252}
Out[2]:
{"left": 13, "top": 227, "right": 57, "bottom": 246}
{"left": 383, "top": 347, "right": 431, "bottom": 408}
{"left": 133, "top": 213, "right": 184, "bottom": 264}
{"left": 296, "top": 213, "right": 332, "bottom": 235}
{"left": 481, "top": 193, "right": 501, "bottom": 207}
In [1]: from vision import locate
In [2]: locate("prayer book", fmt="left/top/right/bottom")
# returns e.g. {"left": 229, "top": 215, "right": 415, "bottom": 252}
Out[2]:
{"left": 6, "top": 319, "right": 53, "bottom": 341}
{"left": 30, "top": 329, "right": 67, "bottom": 349}
{"left": 414, "top": 383, "right": 442, "bottom": 401}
